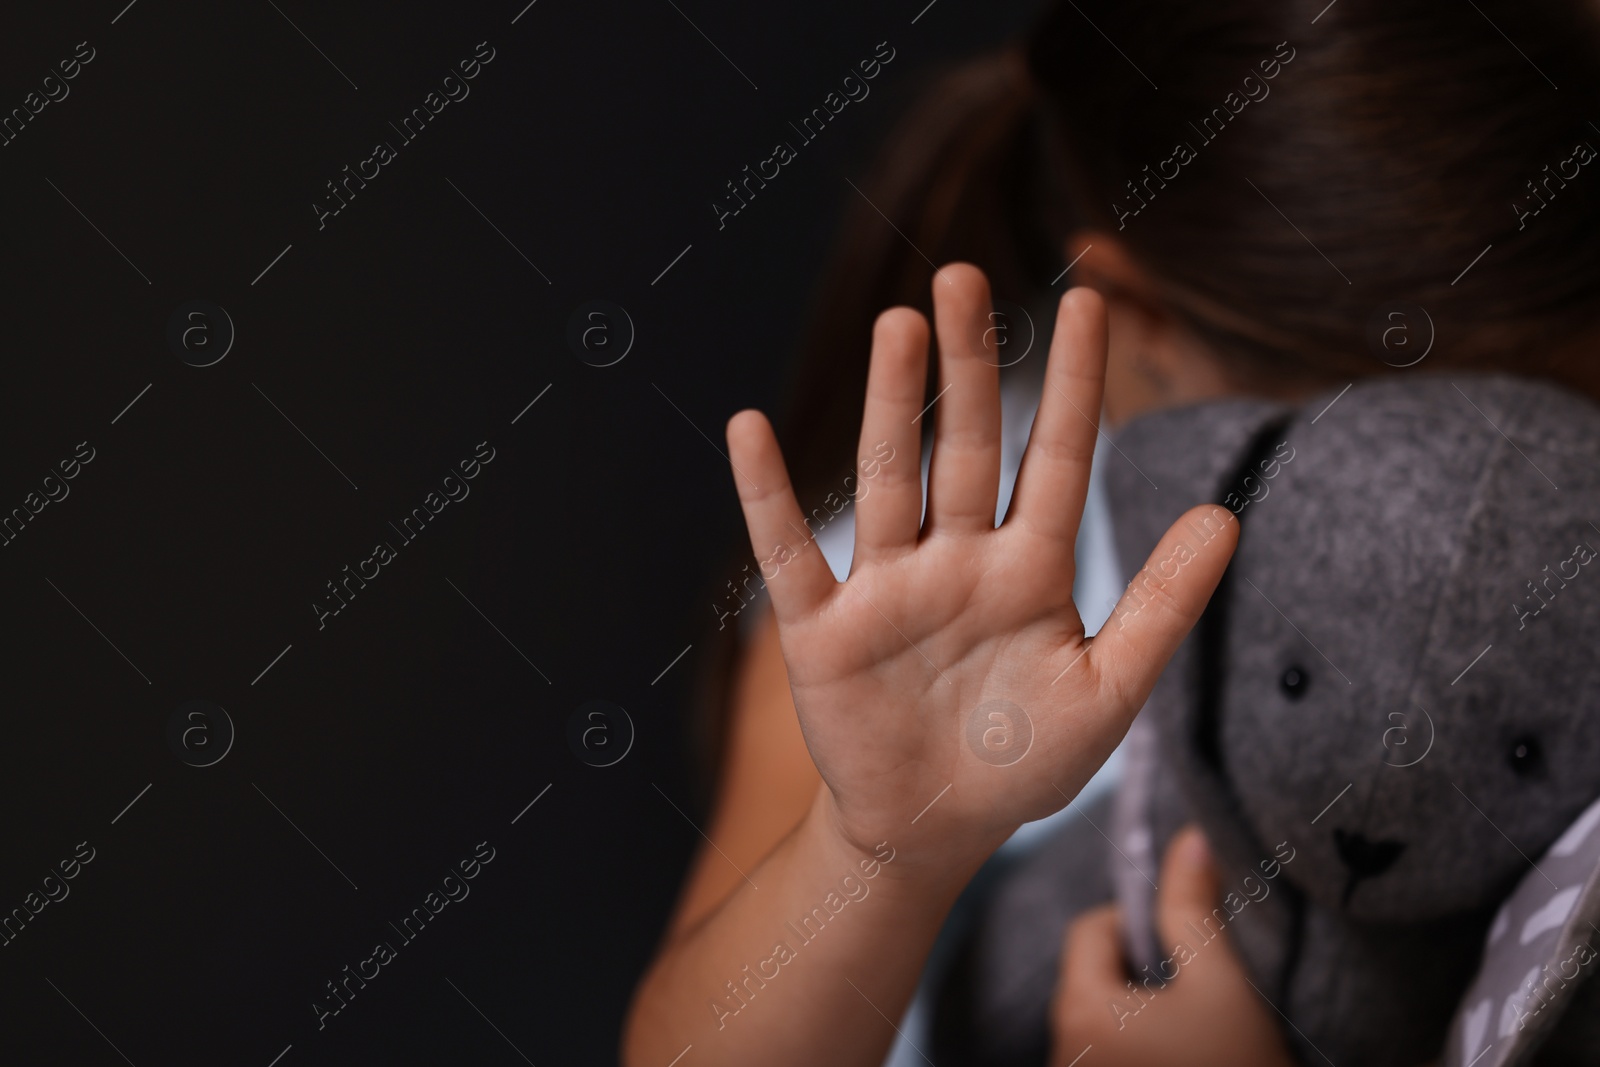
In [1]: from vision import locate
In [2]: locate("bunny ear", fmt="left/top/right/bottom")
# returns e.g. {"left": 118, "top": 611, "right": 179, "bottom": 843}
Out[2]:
{"left": 1099, "top": 396, "right": 1294, "bottom": 586}
{"left": 1100, "top": 396, "right": 1294, "bottom": 974}
{"left": 1443, "top": 793, "right": 1600, "bottom": 1067}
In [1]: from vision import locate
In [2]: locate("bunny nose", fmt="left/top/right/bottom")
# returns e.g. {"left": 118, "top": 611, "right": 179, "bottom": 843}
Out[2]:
{"left": 1333, "top": 828, "right": 1406, "bottom": 907}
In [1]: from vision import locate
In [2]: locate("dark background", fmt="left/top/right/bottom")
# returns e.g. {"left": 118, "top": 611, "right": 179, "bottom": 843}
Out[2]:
{"left": 0, "top": 1, "right": 1037, "bottom": 1063}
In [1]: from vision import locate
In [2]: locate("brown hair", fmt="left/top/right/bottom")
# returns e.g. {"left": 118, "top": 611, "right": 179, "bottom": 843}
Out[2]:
{"left": 787, "top": 0, "right": 1600, "bottom": 503}
{"left": 691, "top": 0, "right": 1600, "bottom": 786}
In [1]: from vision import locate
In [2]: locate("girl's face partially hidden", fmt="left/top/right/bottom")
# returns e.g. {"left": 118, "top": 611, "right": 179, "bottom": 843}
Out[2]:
{"left": 1066, "top": 232, "right": 1321, "bottom": 428}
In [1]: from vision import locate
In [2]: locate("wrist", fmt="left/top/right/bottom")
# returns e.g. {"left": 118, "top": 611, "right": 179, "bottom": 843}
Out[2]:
{"left": 802, "top": 783, "right": 993, "bottom": 904}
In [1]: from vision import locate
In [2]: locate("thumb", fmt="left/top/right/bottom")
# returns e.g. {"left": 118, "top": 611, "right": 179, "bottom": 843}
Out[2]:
{"left": 1154, "top": 825, "right": 1224, "bottom": 953}
{"left": 1090, "top": 505, "right": 1238, "bottom": 714}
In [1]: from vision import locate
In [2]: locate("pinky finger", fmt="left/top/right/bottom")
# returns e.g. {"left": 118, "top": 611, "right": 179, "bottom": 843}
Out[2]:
{"left": 725, "top": 409, "right": 838, "bottom": 622}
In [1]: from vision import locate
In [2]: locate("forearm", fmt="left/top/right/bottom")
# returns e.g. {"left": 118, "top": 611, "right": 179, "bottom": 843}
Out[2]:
{"left": 622, "top": 786, "right": 978, "bottom": 1067}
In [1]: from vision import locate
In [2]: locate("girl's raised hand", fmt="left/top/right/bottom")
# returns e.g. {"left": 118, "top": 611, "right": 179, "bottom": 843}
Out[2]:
{"left": 725, "top": 263, "right": 1237, "bottom": 874}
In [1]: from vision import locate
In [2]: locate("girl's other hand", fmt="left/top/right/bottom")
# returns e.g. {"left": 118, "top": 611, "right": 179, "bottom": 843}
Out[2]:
{"left": 1050, "top": 827, "right": 1297, "bottom": 1067}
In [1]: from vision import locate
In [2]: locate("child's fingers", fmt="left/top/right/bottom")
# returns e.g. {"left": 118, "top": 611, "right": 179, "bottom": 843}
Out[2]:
{"left": 1053, "top": 905, "right": 1128, "bottom": 1056}
{"left": 1005, "top": 288, "right": 1108, "bottom": 545}
{"left": 1089, "top": 505, "right": 1239, "bottom": 713}
{"left": 1058, "top": 904, "right": 1125, "bottom": 1010}
{"left": 725, "top": 409, "right": 837, "bottom": 623}
{"left": 1153, "top": 827, "right": 1222, "bottom": 953}
{"left": 851, "top": 307, "right": 931, "bottom": 560}
{"left": 925, "top": 263, "right": 1003, "bottom": 534}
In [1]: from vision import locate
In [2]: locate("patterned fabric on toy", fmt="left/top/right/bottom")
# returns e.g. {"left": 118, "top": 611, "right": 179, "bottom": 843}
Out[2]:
{"left": 1445, "top": 794, "right": 1600, "bottom": 1067}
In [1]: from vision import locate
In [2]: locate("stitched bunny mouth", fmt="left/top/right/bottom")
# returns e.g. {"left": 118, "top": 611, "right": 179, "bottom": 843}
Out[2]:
{"left": 1333, "top": 828, "right": 1407, "bottom": 908}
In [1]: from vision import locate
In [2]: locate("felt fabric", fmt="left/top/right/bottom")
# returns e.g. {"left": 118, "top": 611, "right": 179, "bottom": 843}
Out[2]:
{"left": 944, "top": 373, "right": 1600, "bottom": 1066}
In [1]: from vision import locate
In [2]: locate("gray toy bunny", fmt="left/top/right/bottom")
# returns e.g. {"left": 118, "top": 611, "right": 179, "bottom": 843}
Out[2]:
{"left": 935, "top": 373, "right": 1600, "bottom": 1067}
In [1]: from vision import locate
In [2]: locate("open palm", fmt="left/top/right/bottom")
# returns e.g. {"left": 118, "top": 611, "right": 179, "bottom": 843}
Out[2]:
{"left": 725, "top": 264, "right": 1237, "bottom": 869}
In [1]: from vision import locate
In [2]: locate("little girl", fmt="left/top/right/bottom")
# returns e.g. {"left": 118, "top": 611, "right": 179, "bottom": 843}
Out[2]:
{"left": 624, "top": 1, "right": 1600, "bottom": 1063}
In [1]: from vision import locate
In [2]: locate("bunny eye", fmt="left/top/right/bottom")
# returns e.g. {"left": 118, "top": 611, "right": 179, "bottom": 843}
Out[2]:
{"left": 1509, "top": 734, "right": 1546, "bottom": 779}
{"left": 1280, "top": 665, "right": 1310, "bottom": 699}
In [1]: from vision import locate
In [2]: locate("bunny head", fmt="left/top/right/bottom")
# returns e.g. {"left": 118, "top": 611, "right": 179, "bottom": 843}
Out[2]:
{"left": 1098, "top": 374, "right": 1600, "bottom": 1065}
{"left": 1210, "top": 374, "right": 1600, "bottom": 924}
{"left": 930, "top": 374, "right": 1600, "bottom": 1067}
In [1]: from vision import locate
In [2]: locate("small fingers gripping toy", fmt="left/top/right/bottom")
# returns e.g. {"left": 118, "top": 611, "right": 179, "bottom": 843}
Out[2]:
{"left": 940, "top": 374, "right": 1600, "bottom": 1067}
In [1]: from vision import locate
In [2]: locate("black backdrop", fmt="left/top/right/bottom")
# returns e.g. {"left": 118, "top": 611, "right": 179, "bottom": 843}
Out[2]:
{"left": 0, "top": 1, "right": 1039, "bottom": 1063}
